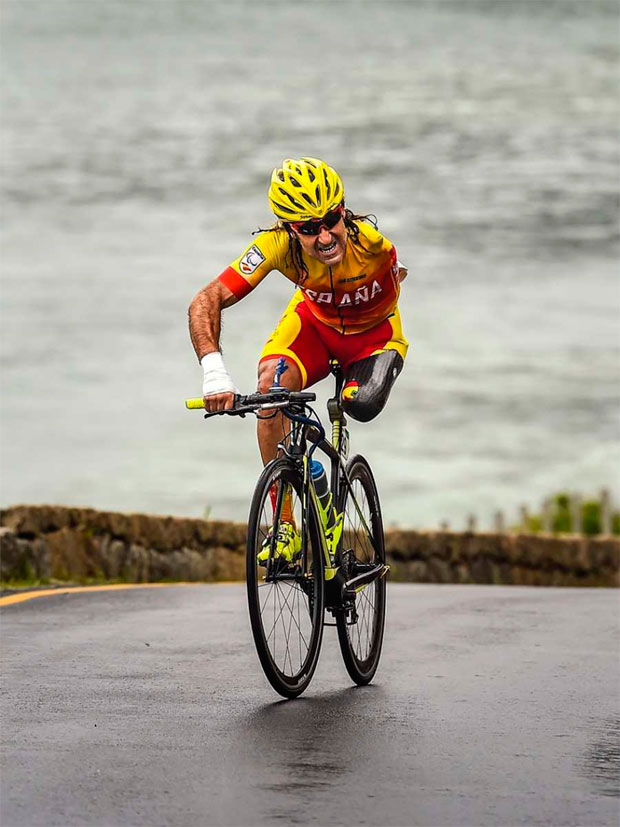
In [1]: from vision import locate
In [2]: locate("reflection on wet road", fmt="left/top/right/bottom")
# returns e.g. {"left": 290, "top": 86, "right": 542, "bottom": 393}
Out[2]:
{"left": 1, "top": 584, "right": 618, "bottom": 826}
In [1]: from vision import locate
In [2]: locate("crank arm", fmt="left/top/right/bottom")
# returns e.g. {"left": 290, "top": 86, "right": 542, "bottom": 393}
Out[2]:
{"left": 342, "top": 563, "right": 389, "bottom": 598}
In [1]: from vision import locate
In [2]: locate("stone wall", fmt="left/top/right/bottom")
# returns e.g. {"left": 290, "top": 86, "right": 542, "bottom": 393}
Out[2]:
{"left": 384, "top": 529, "right": 618, "bottom": 587}
{"left": 0, "top": 505, "right": 247, "bottom": 584}
{"left": 1, "top": 505, "right": 618, "bottom": 587}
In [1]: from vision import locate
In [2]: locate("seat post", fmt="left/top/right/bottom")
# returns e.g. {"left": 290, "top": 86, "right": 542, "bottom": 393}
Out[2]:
{"left": 327, "top": 361, "right": 348, "bottom": 496}
{"left": 327, "top": 360, "right": 347, "bottom": 428}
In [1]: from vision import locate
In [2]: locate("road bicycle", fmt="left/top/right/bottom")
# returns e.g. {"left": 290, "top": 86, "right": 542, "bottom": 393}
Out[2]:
{"left": 186, "top": 358, "right": 388, "bottom": 698}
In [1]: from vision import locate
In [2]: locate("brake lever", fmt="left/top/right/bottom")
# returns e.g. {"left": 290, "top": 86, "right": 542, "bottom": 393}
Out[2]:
{"left": 203, "top": 406, "right": 251, "bottom": 420}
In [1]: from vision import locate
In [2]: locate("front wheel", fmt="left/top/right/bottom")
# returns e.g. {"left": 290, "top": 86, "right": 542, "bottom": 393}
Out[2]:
{"left": 246, "top": 458, "right": 325, "bottom": 698}
{"left": 335, "top": 455, "right": 387, "bottom": 685}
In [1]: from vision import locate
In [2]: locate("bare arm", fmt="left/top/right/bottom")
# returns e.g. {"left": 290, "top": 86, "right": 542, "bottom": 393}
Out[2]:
{"left": 188, "top": 278, "right": 240, "bottom": 411}
{"left": 188, "top": 277, "right": 239, "bottom": 361}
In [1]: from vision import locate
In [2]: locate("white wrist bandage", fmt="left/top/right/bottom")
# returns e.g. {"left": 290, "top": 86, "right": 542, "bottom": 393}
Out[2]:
{"left": 201, "top": 352, "right": 238, "bottom": 397}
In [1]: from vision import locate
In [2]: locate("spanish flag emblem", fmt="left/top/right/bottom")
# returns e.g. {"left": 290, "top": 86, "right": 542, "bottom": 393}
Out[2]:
{"left": 342, "top": 380, "right": 359, "bottom": 401}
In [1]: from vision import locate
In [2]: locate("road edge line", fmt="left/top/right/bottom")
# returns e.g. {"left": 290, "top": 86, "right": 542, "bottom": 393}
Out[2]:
{"left": 0, "top": 581, "right": 241, "bottom": 607}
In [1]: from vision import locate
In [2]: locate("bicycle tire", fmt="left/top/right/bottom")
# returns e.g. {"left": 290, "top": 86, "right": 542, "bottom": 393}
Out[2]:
{"left": 335, "top": 454, "right": 387, "bottom": 685}
{"left": 246, "top": 458, "right": 325, "bottom": 698}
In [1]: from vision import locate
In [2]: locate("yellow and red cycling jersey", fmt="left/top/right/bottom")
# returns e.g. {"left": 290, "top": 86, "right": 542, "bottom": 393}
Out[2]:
{"left": 217, "top": 221, "right": 400, "bottom": 335}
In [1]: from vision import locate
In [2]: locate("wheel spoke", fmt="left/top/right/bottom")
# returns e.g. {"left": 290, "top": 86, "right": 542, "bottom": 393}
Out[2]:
{"left": 247, "top": 461, "right": 323, "bottom": 692}
{"left": 262, "top": 582, "right": 310, "bottom": 654}
{"left": 337, "top": 459, "right": 385, "bottom": 681}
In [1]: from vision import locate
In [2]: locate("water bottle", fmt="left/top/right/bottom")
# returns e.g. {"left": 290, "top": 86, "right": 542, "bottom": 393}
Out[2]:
{"left": 310, "top": 460, "right": 336, "bottom": 531}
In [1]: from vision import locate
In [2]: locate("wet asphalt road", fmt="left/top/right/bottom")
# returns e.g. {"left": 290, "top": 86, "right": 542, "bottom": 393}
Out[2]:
{"left": 1, "top": 583, "right": 618, "bottom": 827}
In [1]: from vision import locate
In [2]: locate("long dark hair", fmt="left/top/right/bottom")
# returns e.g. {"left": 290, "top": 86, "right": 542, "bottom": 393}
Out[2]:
{"left": 252, "top": 207, "right": 379, "bottom": 287}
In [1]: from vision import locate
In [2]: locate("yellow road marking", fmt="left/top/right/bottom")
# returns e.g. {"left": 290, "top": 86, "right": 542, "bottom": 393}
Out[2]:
{"left": 0, "top": 581, "right": 239, "bottom": 607}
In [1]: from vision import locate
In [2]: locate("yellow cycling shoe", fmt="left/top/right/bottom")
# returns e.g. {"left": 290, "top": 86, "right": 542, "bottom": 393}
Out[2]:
{"left": 257, "top": 522, "right": 302, "bottom": 567}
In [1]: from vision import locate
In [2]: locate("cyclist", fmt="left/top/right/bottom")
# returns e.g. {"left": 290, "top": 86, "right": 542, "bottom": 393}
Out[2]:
{"left": 188, "top": 157, "right": 408, "bottom": 562}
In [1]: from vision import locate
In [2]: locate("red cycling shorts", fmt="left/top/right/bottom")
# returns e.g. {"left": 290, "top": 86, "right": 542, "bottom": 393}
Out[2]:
{"left": 260, "top": 292, "right": 408, "bottom": 388}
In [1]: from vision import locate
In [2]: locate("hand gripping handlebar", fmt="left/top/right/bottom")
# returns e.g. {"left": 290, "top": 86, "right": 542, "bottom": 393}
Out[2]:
{"left": 185, "top": 390, "right": 317, "bottom": 419}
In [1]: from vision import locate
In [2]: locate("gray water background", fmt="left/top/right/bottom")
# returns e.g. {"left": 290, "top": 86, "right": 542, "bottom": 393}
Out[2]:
{"left": 1, "top": 0, "right": 619, "bottom": 529}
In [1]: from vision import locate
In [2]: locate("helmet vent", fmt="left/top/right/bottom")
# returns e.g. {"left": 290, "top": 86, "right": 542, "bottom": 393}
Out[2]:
{"left": 278, "top": 188, "right": 303, "bottom": 210}
{"left": 286, "top": 193, "right": 306, "bottom": 210}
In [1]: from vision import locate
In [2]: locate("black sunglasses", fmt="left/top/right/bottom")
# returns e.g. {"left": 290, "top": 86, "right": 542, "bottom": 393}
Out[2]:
{"left": 289, "top": 203, "right": 345, "bottom": 236}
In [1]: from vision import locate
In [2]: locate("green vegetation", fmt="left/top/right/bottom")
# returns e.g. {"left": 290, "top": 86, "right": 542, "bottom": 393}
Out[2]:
{"left": 521, "top": 492, "right": 620, "bottom": 536}
{"left": 1, "top": 576, "right": 51, "bottom": 590}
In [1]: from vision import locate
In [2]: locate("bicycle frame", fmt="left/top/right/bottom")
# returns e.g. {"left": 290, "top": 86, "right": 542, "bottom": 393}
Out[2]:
{"left": 186, "top": 364, "right": 388, "bottom": 695}
{"left": 274, "top": 363, "right": 385, "bottom": 599}
{"left": 186, "top": 359, "right": 387, "bottom": 605}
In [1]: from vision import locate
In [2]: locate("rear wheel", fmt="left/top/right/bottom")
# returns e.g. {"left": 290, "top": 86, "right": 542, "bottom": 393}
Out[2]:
{"left": 246, "top": 458, "right": 325, "bottom": 698}
{"left": 335, "top": 455, "right": 386, "bottom": 685}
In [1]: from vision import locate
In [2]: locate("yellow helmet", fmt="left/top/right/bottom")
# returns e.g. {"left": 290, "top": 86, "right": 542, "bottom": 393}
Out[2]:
{"left": 268, "top": 157, "right": 345, "bottom": 222}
